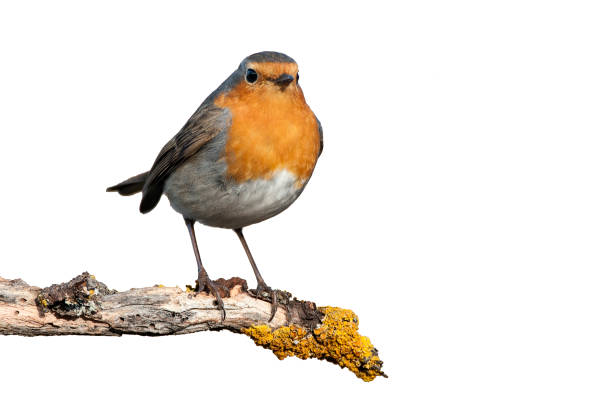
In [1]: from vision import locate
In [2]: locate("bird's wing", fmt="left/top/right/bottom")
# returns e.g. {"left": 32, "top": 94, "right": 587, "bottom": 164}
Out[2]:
{"left": 139, "top": 103, "right": 229, "bottom": 214}
{"left": 316, "top": 116, "right": 324, "bottom": 157}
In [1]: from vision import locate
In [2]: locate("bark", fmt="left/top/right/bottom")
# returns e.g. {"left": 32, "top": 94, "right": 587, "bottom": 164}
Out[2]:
{"left": 0, "top": 273, "right": 386, "bottom": 381}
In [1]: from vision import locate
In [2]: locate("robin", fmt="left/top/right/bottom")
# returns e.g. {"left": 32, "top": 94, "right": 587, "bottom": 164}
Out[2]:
{"left": 107, "top": 51, "right": 323, "bottom": 320}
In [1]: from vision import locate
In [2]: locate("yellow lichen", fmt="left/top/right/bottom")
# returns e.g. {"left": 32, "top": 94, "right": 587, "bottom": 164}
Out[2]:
{"left": 243, "top": 307, "right": 386, "bottom": 382}
{"left": 185, "top": 285, "right": 195, "bottom": 293}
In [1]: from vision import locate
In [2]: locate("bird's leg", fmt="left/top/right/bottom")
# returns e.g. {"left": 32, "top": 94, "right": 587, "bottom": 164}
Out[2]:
{"left": 234, "top": 228, "right": 278, "bottom": 320}
{"left": 184, "top": 218, "right": 226, "bottom": 320}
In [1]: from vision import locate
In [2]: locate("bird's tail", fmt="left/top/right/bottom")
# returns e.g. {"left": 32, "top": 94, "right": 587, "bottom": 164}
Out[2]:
{"left": 106, "top": 172, "right": 149, "bottom": 196}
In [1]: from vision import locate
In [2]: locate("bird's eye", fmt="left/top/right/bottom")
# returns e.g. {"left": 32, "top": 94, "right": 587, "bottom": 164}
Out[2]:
{"left": 296, "top": 72, "right": 300, "bottom": 82}
{"left": 245, "top": 68, "right": 258, "bottom": 83}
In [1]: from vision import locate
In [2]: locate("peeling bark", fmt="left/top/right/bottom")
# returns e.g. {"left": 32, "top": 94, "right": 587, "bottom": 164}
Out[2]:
{"left": 0, "top": 273, "right": 386, "bottom": 381}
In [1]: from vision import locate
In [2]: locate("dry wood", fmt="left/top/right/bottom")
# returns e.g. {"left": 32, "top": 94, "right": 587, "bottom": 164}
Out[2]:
{"left": 0, "top": 273, "right": 386, "bottom": 381}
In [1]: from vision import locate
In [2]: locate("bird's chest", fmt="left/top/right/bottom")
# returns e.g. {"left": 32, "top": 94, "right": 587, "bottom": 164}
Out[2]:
{"left": 216, "top": 90, "right": 320, "bottom": 185}
{"left": 165, "top": 155, "right": 304, "bottom": 229}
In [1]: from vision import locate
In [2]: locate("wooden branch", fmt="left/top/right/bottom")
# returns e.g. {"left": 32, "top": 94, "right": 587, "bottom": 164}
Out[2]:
{"left": 0, "top": 273, "right": 386, "bottom": 381}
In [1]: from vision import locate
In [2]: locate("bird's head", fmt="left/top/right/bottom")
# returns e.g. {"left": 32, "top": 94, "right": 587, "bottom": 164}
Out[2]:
{"left": 237, "top": 51, "right": 301, "bottom": 95}
{"left": 212, "top": 51, "right": 311, "bottom": 115}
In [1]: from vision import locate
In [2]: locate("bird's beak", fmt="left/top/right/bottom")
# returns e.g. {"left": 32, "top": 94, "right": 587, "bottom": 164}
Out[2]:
{"left": 273, "top": 73, "right": 294, "bottom": 89}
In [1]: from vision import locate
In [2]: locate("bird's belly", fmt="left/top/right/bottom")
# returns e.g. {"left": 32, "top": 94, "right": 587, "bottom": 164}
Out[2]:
{"left": 164, "top": 162, "right": 304, "bottom": 229}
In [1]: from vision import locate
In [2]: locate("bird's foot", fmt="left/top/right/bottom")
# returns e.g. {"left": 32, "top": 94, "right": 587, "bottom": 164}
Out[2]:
{"left": 249, "top": 283, "right": 280, "bottom": 321}
{"left": 195, "top": 276, "right": 226, "bottom": 320}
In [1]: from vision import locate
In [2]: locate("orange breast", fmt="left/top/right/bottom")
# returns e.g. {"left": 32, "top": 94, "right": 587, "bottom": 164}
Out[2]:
{"left": 214, "top": 81, "right": 320, "bottom": 185}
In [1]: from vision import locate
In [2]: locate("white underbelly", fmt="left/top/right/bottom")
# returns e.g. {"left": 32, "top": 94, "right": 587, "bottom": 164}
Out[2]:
{"left": 164, "top": 167, "right": 303, "bottom": 229}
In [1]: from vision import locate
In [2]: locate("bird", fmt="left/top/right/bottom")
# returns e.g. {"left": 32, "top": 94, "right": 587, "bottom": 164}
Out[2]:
{"left": 107, "top": 51, "right": 323, "bottom": 320}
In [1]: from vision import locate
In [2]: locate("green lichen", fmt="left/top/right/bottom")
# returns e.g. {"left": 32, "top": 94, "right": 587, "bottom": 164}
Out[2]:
{"left": 243, "top": 307, "right": 386, "bottom": 382}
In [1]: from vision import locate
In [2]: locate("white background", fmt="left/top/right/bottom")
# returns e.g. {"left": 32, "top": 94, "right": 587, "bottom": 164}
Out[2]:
{"left": 1, "top": 1, "right": 611, "bottom": 404}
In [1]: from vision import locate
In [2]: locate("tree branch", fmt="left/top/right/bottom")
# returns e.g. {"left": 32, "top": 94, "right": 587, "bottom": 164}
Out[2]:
{"left": 0, "top": 273, "right": 386, "bottom": 381}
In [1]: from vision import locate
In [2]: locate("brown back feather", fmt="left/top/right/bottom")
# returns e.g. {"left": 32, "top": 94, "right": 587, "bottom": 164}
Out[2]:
{"left": 139, "top": 104, "right": 229, "bottom": 214}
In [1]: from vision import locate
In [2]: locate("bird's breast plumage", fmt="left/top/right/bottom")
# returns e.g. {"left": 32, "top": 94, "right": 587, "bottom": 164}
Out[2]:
{"left": 214, "top": 81, "right": 321, "bottom": 187}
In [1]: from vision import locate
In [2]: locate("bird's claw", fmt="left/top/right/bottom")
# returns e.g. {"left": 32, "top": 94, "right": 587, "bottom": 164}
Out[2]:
{"left": 250, "top": 283, "right": 278, "bottom": 322}
{"left": 196, "top": 277, "right": 226, "bottom": 321}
